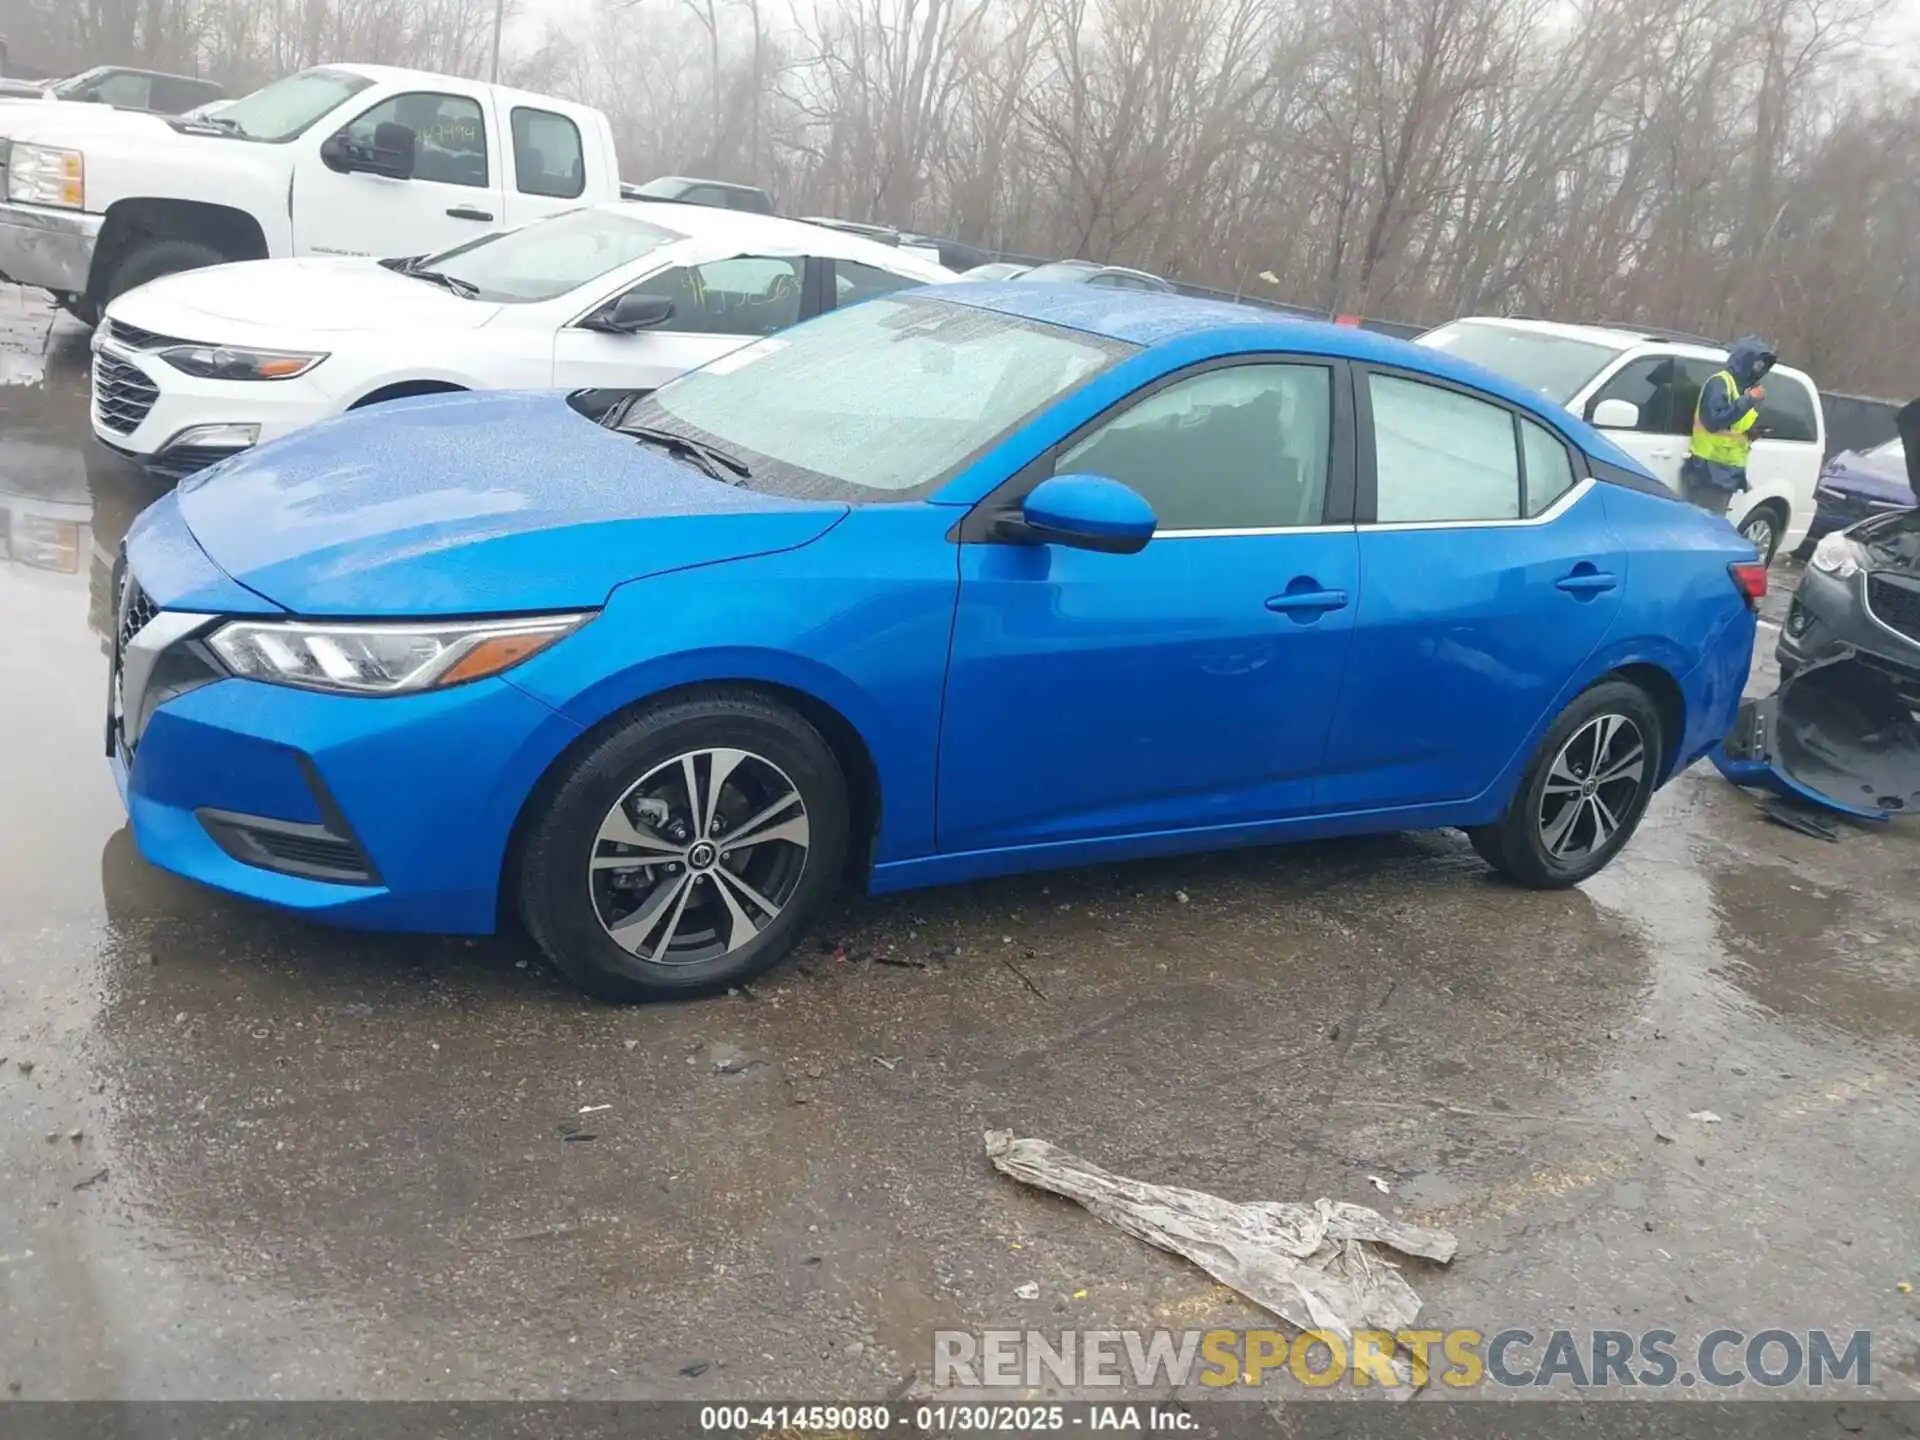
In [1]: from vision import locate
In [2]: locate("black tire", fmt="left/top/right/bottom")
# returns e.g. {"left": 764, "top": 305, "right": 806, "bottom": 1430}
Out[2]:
{"left": 1739, "top": 503, "right": 1785, "bottom": 566}
{"left": 1466, "top": 679, "right": 1665, "bottom": 889}
{"left": 516, "top": 690, "right": 849, "bottom": 1001}
{"left": 102, "top": 239, "right": 228, "bottom": 306}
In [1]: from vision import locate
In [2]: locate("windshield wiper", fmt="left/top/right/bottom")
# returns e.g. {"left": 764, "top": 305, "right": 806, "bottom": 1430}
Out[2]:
{"left": 621, "top": 424, "right": 751, "bottom": 484}
{"left": 401, "top": 267, "right": 480, "bottom": 299}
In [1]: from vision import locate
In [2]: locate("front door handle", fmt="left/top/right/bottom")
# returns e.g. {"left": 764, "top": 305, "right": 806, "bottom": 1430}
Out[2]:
{"left": 446, "top": 206, "right": 494, "bottom": 221}
{"left": 1555, "top": 570, "right": 1618, "bottom": 596}
{"left": 1266, "top": 587, "right": 1349, "bottom": 615}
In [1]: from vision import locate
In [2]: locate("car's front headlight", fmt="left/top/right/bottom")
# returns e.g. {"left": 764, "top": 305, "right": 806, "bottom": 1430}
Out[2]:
{"left": 158, "top": 344, "right": 328, "bottom": 381}
{"left": 6, "top": 141, "right": 83, "bottom": 209}
{"left": 208, "top": 614, "right": 589, "bottom": 695}
{"left": 1810, "top": 530, "right": 1863, "bottom": 580}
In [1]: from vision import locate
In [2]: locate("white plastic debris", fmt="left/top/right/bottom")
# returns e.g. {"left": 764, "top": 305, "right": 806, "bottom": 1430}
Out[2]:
{"left": 1687, "top": 1110, "right": 1723, "bottom": 1124}
{"left": 1368, "top": 1175, "right": 1391, "bottom": 1194}
{"left": 1013, "top": 1281, "right": 1040, "bottom": 1300}
{"left": 984, "top": 1132, "right": 1456, "bottom": 1345}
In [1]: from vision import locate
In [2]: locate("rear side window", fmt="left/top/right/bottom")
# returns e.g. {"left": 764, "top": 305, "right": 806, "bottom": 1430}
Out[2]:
{"left": 1369, "top": 374, "right": 1520, "bottom": 522}
{"left": 510, "top": 107, "right": 585, "bottom": 199}
{"left": 88, "top": 71, "right": 153, "bottom": 108}
{"left": 1521, "top": 418, "right": 1578, "bottom": 516}
{"left": 834, "top": 261, "right": 918, "bottom": 308}
{"left": 1758, "top": 375, "right": 1819, "bottom": 444}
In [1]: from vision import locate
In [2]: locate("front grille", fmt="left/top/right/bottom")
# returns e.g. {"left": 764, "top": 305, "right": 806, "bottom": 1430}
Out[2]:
{"left": 105, "top": 317, "right": 196, "bottom": 351}
{"left": 1866, "top": 576, "right": 1920, "bottom": 642}
{"left": 93, "top": 351, "right": 160, "bottom": 435}
{"left": 118, "top": 576, "right": 156, "bottom": 653}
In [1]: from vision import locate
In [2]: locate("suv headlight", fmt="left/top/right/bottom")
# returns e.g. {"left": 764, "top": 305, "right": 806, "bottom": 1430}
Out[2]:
{"left": 1809, "top": 531, "right": 1862, "bottom": 580}
{"left": 158, "top": 344, "right": 328, "bottom": 381}
{"left": 6, "top": 142, "right": 83, "bottom": 209}
{"left": 209, "top": 614, "right": 588, "bottom": 694}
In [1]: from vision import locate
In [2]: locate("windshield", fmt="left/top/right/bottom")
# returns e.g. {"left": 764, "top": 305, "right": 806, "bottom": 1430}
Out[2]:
{"left": 413, "top": 207, "right": 679, "bottom": 303}
{"left": 1418, "top": 320, "right": 1622, "bottom": 404}
{"left": 626, "top": 295, "right": 1134, "bottom": 500}
{"left": 211, "top": 67, "right": 373, "bottom": 142}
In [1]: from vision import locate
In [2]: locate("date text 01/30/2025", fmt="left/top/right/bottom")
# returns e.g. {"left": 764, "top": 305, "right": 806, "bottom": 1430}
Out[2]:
{"left": 697, "top": 1403, "right": 1197, "bottom": 1432}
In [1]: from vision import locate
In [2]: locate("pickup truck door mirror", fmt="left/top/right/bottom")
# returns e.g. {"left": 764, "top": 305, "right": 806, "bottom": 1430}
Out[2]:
{"left": 321, "top": 123, "right": 416, "bottom": 181}
{"left": 582, "top": 293, "right": 675, "bottom": 335}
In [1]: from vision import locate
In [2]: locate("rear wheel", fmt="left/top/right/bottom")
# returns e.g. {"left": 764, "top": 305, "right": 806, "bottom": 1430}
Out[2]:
{"left": 1739, "top": 502, "right": 1786, "bottom": 566}
{"left": 1468, "top": 680, "right": 1665, "bottom": 888}
{"left": 516, "top": 691, "right": 848, "bottom": 1001}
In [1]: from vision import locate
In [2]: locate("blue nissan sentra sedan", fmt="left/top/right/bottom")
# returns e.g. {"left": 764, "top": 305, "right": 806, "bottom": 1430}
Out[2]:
{"left": 108, "top": 286, "right": 1762, "bottom": 1000}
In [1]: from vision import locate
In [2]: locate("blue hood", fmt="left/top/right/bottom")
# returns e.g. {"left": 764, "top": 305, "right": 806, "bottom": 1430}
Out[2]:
{"left": 1726, "top": 335, "right": 1776, "bottom": 389}
{"left": 174, "top": 391, "right": 847, "bottom": 616}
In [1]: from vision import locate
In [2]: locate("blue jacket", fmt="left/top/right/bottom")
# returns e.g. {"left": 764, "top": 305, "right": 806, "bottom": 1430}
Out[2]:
{"left": 1683, "top": 335, "right": 1772, "bottom": 494}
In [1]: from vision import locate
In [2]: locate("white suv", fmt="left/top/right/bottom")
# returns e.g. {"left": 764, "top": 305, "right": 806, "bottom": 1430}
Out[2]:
{"left": 1418, "top": 318, "right": 1825, "bottom": 563}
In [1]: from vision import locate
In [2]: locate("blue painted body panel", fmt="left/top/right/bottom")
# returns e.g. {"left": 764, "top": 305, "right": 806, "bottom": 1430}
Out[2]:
{"left": 112, "top": 288, "right": 1760, "bottom": 937}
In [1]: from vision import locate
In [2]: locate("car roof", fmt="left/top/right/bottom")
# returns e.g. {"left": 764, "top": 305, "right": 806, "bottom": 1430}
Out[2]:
{"left": 931, "top": 283, "right": 1647, "bottom": 449}
{"left": 607, "top": 201, "right": 953, "bottom": 280}
{"left": 1438, "top": 315, "right": 1821, "bottom": 388}
{"left": 642, "top": 175, "right": 765, "bottom": 195}
{"left": 323, "top": 63, "right": 599, "bottom": 114}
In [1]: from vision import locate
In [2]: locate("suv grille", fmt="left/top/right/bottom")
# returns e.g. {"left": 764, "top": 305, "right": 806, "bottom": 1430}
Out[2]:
{"left": 1866, "top": 575, "right": 1920, "bottom": 643}
{"left": 105, "top": 317, "right": 196, "bottom": 351}
{"left": 93, "top": 351, "right": 159, "bottom": 435}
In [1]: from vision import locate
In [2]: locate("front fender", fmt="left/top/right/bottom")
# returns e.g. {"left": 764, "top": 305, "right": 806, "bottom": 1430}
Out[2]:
{"left": 502, "top": 505, "right": 962, "bottom": 867}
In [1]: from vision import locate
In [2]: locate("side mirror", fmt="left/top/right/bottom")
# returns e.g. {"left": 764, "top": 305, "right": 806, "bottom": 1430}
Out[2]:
{"left": 584, "top": 292, "right": 675, "bottom": 335}
{"left": 1017, "top": 473, "right": 1156, "bottom": 554}
{"left": 321, "top": 123, "right": 415, "bottom": 180}
{"left": 1590, "top": 397, "right": 1640, "bottom": 430}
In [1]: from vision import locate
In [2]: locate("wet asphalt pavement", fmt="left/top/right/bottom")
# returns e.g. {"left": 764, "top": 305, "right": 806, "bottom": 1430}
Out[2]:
{"left": 2, "top": 285, "right": 1918, "bottom": 1405}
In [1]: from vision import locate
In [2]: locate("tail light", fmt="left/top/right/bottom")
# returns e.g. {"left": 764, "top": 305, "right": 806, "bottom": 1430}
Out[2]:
{"left": 1729, "top": 560, "right": 1768, "bottom": 608}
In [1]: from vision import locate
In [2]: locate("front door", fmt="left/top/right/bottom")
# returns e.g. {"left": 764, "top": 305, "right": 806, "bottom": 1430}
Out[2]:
{"left": 938, "top": 359, "right": 1359, "bottom": 853}
{"left": 292, "top": 87, "right": 504, "bottom": 259}
{"left": 1580, "top": 353, "right": 1691, "bottom": 491}
{"left": 1317, "top": 367, "right": 1625, "bottom": 811}
{"left": 553, "top": 255, "right": 819, "bottom": 391}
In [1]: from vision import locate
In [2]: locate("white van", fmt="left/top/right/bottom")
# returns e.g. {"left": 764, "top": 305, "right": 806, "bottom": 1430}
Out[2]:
{"left": 1418, "top": 318, "right": 1825, "bottom": 563}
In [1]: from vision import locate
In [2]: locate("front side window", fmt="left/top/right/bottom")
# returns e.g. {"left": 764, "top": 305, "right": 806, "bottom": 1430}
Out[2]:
{"left": 74, "top": 70, "right": 152, "bottom": 108}
{"left": 634, "top": 257, "right": 804, "bottom": 336}
{"left": 343, "top": 92, "right": 488, "bottom": 187}
{"left": 510, "top": 107, "right": 584, "bottom": 199}
{"left": 1370, "top": 374, "right": 1520, "bottom": 523}
{"left": 1587, "top": 357, "right": 1684, "bottom": 435}
{"left": 1419, "top": 321, "right": 1622, "bottom": 405}
{"left": 210, "top": 67, "right": 374, "bottom": 142}
{"left": 416, "top": 207, "right": 677, "bottom": 303}
{"left": 631, "top": 296, "right": 1134, "bottom": 500}
{"left": 1057, "top": 364, "right": 1332, "bottom": 531}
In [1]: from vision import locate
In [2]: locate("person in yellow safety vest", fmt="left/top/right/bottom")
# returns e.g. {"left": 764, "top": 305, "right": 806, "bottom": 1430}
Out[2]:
{"left": 1678, "top": 335, "right": 1778, "bottom": 516}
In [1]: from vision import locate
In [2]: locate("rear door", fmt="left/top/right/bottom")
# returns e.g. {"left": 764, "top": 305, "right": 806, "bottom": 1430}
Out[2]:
{"left": 552, "top": 254, "right": 827, "bottom": 390}
{"left": 938, "top": 357, "right": 1360, "bottom": 852}
{"left": 1747, "top": 369, "right": 1824, "bottom": 543}
{"left": 292, "top": 85, "right": 505, "bottom": 258}
{"left": 1316, "top": 366, "right": 1625, "bottom": 811}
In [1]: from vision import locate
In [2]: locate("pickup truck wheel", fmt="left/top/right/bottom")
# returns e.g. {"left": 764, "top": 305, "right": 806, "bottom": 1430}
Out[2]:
{"left": 103, "top": 239, "right": 227, "bottom": 306}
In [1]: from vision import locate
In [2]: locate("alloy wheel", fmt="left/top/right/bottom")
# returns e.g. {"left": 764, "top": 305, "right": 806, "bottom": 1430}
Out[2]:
{"left": 1741, "top": 512, "right": 1777, "bottom": 562}
{"left": 588, "top": 747, "right": 811, "bottom": 965}
{"left": 1536, "top": 713, "right": 1646, "bottom": 861}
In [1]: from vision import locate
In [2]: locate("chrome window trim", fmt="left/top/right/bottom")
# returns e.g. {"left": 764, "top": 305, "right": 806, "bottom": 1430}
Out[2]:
{"left": 1155, "top": 523, "right": 1355, "bottom": 540}
{"left": 1365, "top": 475, "right": 1594, "bottom": 533}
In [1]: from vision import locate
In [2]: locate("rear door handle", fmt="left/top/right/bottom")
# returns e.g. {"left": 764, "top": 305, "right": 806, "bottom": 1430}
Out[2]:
{"left": 446, "top": 206, "right": 494, "bottom": 221}
{"left": 1266, "top": 587, "right": 1349, "bottom": 614}
{"left": 1555, "top": 571, "right": 1617, "bottom": 595}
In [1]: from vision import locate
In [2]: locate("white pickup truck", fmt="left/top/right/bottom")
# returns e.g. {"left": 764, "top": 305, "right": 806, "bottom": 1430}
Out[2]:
{"left": 0, "top": 62, "right": 619, "bottom": 324}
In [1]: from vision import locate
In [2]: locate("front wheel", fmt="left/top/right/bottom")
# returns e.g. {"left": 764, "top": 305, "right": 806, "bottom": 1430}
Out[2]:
{"left": 516, "top": 691, "right": 849, "bottom": 1001}
{"left": 1467, "top": 680, "right": 1665, "bottom": 888}
{"left": 1739, "top": 504, "right": 1784, "bottom": 566}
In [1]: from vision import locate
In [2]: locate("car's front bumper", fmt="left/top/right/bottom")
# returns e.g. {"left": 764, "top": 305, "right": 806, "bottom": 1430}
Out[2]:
{"left": 1776, "top": 557, "right": 1920, "bottom": 675}
{"left": 110, "top": 582, "right": 586, "bottom": 933}
{"left": 0, "top": 199, "right": 102, "bottom": 293}
{"left": 88, "top": 333, "right": 334, "bottom": 477}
